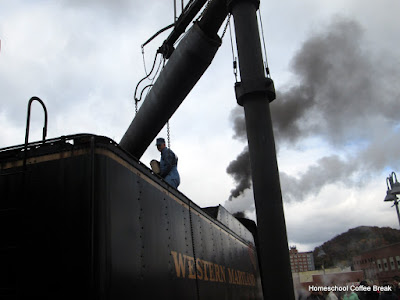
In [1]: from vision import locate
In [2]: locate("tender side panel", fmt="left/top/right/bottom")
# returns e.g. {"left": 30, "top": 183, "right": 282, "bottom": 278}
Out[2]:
{"left": 217, "top": 205, "right": 255, "bottom": 245}
{"left": 97, "top": 148, "right": 263, "bottom": 299}
{"left": 191, "top": 209, "right": 262, "bottom": 299}
{"left": 96, "top": 152, "right": 198, "bottom": 299}
{"left": 0, "top": 138, "right": 262, "bottom": 299}
{"left": 0, "top": 153, "right": 94, "bottom": 299}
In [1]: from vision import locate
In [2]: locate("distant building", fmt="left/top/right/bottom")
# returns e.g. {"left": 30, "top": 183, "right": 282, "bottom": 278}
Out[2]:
{"left": 353, "top": 242, "right": 400, "bottom": 284}
{"left": 289, "top": 246, "right": 315, "bottom": 273}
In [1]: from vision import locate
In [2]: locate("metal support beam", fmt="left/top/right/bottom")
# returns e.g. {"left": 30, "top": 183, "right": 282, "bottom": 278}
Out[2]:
{"left": 228, "top": 0, "right": 295, "bottom": 298}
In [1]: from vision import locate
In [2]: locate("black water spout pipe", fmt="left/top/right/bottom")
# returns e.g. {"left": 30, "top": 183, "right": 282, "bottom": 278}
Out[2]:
{"left": 228, "top": 0, "right": 295, "bottom": 298}
{"left": 120, "top": 0, "right": 228, "bottom": 159}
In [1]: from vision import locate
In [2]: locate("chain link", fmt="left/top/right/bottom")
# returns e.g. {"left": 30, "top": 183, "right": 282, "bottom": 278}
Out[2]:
{"left": 221, "top": 14, "right": 231, "bottom": 39}
{"left": 167, "top": 120, "right": 171, "bottom": 148}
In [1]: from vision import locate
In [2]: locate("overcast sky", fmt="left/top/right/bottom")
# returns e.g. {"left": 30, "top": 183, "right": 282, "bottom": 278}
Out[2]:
{"left": 1, "top": 0, "right": 399, "bottom": 252}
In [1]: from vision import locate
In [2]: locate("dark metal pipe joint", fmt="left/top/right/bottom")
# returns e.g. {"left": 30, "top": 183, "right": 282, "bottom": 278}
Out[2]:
{"left": 198, "top": 0, "right": 229, "bottom": 41}
{"left": 234, "top": 77, "right": 276, "bottom": 106}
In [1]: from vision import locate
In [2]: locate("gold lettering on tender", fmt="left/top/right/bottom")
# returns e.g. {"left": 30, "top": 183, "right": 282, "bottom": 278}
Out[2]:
{"left": 219, "top": 265, "right": 226, "bottom": 283}
{"left": 246, "top": 273, "right": 251, "bottom": 285}
{"left": 245, "top": 273, "right": 251, "bottom": 285}
{"left": 236, "top": 270, "right": 241, "bottom": 285}
{"left": 196, "top": 258, "right": 203, "bottom": 280}
{"left": 242, "top": 272, "right": 247, "bottom": 285}
{"left": 203, "top": 261, "right": 209, "bottom": 281}
{"left": 185, "top": 255, "right": 196, "bottom": 279}
{"left": 214, "top": 263, "right": 221, "bottom": 282}
{"left": 228, "top": 268, "right": 236, "bottom": 284}
{"left": 170, "top": 250, "right": 257, "bottom": 287}
{"left": 234, "top": 270, "right": 240, "bottom": 285}
{"left": 208, "top": 262, "right": 215, "bottom": 282}
{"left": 250, "top": 274, "right": 256, "bottom": 286}
{"left": 238, "top": 271, "right": 243, "bottom": 285}
{"left": 171, "top": 251, "right": 187, "bottom": 278}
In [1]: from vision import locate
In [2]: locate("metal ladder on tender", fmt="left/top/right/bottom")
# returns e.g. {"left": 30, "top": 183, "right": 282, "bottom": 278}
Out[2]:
{"left": 23, "top": 96, "right": 48, "bottom": 167}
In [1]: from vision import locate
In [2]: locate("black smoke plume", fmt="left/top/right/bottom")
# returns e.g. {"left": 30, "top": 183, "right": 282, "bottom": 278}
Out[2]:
{"left": 226, "top": 17, "right": 400, "bottom": 206}
{"left": 226, "top": 146, "right": 251, "bottom": 200}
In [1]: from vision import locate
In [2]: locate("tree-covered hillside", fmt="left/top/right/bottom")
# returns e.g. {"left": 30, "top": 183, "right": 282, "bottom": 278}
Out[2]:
{"left": 313, "top": 226, "right": 400, "bottom": 269}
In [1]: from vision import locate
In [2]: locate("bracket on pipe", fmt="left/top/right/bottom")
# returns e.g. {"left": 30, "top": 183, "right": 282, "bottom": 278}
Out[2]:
{"left": 234, "top": 77, "right": 276, "bottom": 106}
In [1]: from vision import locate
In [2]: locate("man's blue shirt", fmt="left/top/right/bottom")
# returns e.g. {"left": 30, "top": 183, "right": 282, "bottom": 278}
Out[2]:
{"left": 160, "top": 147, "right": 180, "bottom": 188}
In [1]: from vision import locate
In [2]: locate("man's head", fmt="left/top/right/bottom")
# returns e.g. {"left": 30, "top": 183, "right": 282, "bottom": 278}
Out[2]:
{"left": 156, "top": 137, "right": 166, "bottom": 152}
{"left": 360, "top": 281, "right": 368, "bottom": 287}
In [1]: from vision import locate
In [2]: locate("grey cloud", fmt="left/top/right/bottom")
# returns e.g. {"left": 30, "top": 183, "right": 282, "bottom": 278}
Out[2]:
{"left": 59, "top": 0, "right": 173, "bottom": 25}
{"left": 60, "top": 0, "right": 138, "bottom": 13}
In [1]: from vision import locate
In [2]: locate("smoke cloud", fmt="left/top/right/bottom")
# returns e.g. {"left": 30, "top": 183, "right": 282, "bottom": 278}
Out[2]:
{"left": 226, "top": 146, "right": 251, "bottom": 199}
{"left": 226, "top": 17, "right": 400, "bottom": 208}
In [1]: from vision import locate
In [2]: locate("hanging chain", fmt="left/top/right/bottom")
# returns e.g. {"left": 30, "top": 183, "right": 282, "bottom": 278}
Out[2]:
{"left": 141, "top": 46, "right": 148, "bottom": 76}
{"left": 138, "top": 0, "right": 176, "bottom": 142}
{"left": 167, "top": 120, "right": 171, "bottom": 148}
{"left": 221, "top": 14, "right": 231, "bottom": 39}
